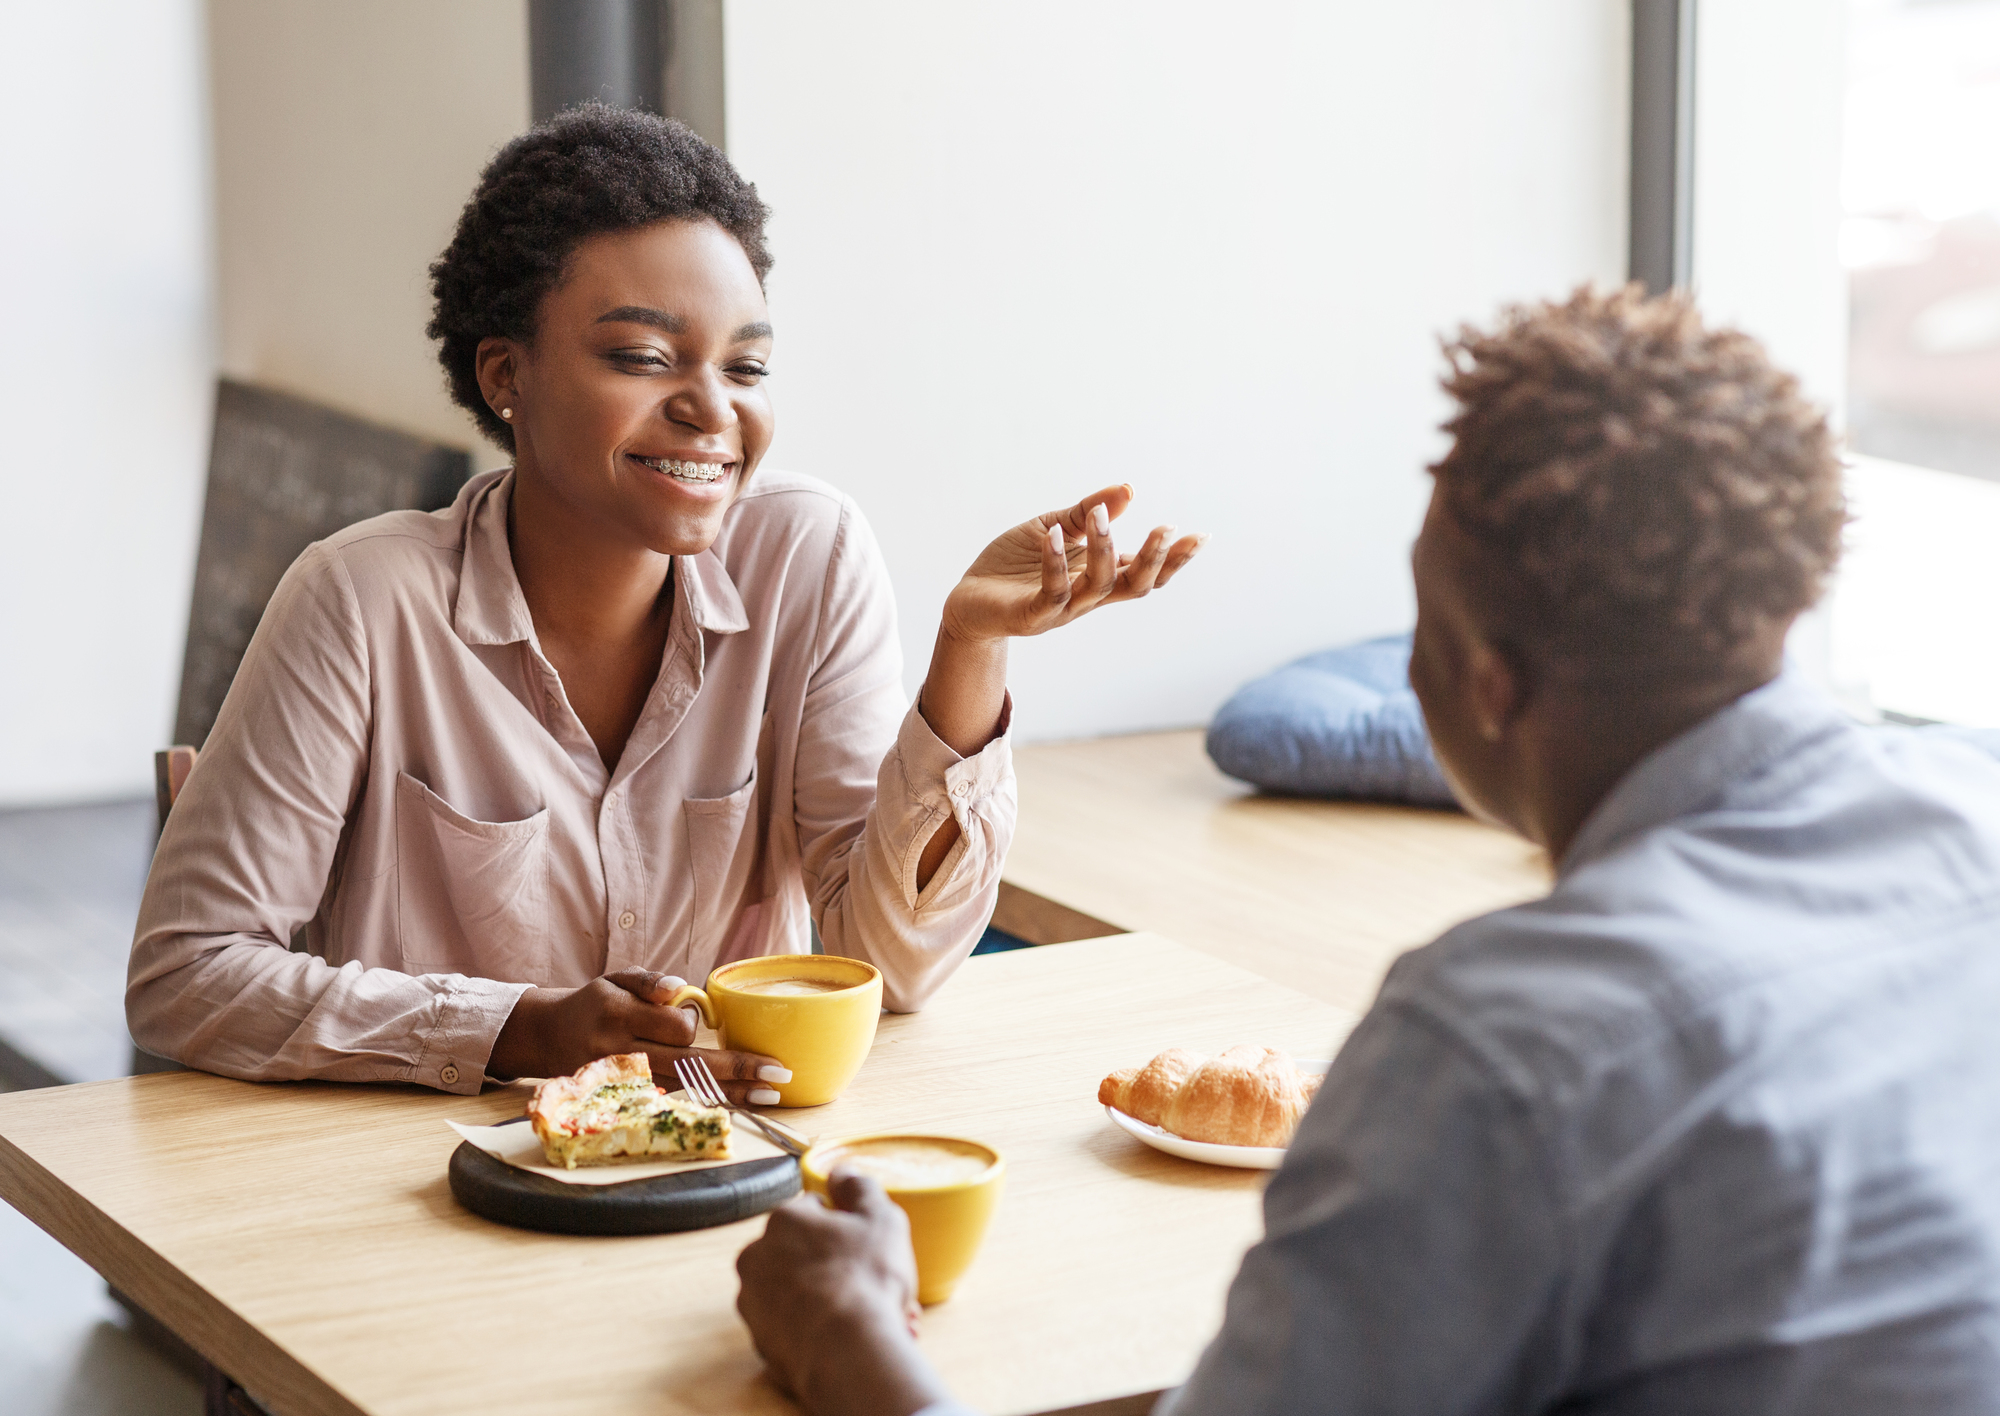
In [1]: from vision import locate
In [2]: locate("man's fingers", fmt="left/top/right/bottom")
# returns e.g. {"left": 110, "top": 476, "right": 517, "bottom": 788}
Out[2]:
{"left": 825, "top": 1168, "right": 894, "bottom": 1215}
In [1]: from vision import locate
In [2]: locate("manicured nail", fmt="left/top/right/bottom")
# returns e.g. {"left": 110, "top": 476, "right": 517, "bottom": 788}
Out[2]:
{"left": 1159, "top": 526, "right": 1177, "bottom": 553}
{"left": 1049, "top": 523, "right": 1064, "bottom": 552}
{"left": 757, "top": 1065, "right": 793, "bottom": 1083}
{"left": 749, "top": 1088, "right": 782, "bottom": 1105}
{"left": 1091, "top": 503, "right": 1110, "bottom": 535}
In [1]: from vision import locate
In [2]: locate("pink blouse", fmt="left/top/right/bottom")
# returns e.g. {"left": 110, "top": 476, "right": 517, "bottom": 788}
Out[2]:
{"left": 127, "top": 469, "right": 1015, "bottom": 1093}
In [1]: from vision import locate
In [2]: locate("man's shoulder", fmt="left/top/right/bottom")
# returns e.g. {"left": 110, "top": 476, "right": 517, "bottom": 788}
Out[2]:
{"left": 1381, "top": 735, "right": 2000, "bottom": 1148}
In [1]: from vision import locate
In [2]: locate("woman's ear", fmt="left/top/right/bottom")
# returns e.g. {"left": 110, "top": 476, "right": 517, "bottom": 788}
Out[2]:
{"left": 474, "top": 336, "right": 521, "bottom": 419}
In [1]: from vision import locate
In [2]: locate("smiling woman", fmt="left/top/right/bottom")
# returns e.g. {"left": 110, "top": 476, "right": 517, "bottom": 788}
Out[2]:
{"left": 124, "top": 105, "right": 1202, "bottom": 1099}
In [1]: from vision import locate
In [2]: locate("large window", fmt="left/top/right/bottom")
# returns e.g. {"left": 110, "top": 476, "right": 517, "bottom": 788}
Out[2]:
{"left": 1831, "top": 0, "right": 2000, "bottom": 726}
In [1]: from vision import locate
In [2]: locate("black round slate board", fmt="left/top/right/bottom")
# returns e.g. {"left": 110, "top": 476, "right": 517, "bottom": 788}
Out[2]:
{"left": 448, "top": 1122, "right": 800, "bottom": 1236}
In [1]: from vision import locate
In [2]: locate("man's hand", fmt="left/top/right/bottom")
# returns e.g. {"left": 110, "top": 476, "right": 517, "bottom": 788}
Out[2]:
{"left": 736, "top": 1174, "right": 953, "bottom": 1416}
{"left": 488, "top": 968, "right": 789, "bottom": 1102}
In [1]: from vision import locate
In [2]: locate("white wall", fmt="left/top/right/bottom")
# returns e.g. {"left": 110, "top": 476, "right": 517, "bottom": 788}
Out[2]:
{"left": 0, "top": 1, "right": 214, "bottom": 806}
{"left": 209, "top": 0, "right": 531, "bottom": 454}
{"left": 725, "top": 1, "right": 1631, "bottom": 741}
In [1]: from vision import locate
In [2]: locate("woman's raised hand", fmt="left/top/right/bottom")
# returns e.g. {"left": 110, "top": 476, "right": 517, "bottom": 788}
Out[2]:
{"left": 939, "top": 484, "right": 1205, "bottom": 645}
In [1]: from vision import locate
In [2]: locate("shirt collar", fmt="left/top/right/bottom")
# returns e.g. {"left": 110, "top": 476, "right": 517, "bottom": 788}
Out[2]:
{"left": 452, "top": 469, "right": 750, "bottom": 646}
{"left": 1559, "top": 671, "right": 1854, "bottom": 876}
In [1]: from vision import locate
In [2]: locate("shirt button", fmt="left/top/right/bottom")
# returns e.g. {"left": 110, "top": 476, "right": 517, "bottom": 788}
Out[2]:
{"left": 619, "top": 910, "right": 637, "bottom": 929}
{"left": 440, "top": 1063, "right": 460, "bottom": 1085}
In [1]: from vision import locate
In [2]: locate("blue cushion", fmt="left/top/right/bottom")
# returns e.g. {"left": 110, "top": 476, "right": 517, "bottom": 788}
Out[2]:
{"left": 1205, "top": 633, "right": 1457, "bottom": 806}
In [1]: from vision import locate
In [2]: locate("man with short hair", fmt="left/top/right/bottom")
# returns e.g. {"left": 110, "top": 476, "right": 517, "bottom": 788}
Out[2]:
{"left": 734, "top": 286, "right": 2000, "bottom": 1415}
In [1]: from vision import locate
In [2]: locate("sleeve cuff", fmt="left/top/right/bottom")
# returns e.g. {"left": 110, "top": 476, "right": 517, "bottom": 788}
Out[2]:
{"left": 898, "top": 692, "right": 1013, "bottom": 814}
{"left": 419, "top": 974, "right": 534, "bottom": 1094}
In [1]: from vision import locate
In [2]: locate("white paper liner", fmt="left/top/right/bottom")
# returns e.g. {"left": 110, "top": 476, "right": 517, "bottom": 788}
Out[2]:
{"left": 448, "top": 1104, "right": 791, "bottom": 1186}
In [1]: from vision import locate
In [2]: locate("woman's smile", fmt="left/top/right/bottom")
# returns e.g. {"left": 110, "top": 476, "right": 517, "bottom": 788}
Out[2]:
{"left": 629, "top": 452, "right": 734, "bottom": 489}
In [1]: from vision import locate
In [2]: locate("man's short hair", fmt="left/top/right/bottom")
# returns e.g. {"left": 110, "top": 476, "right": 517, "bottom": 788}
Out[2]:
{"left": 1429, "top": 284, "right": 1845, "bottom": 677}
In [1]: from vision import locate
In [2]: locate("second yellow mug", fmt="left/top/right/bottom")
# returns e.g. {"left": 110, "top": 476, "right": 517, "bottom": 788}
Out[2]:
{"left": 803, "top": 1134, "right": 1006, "bottom": 1304}
{"left": 668, "top": 954, "right": 883, "bottom": 1107}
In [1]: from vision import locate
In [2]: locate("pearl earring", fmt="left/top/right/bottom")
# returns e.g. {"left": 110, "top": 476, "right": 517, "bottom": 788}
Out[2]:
{"left": 500, "top": 407, "right": 513, "bottom": 420}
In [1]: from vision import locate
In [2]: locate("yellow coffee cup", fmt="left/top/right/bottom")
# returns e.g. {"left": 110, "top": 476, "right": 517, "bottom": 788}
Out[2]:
{"left": 802, "top": 1134, "right": 1006, "bottom": 1304}
{"left": 668, "top": 954, "right": 882, "bottom": 1107}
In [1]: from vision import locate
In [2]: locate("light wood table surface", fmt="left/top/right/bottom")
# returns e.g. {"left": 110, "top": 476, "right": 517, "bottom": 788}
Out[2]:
{"left": 999, "top": 730, "right": 1551, "bottom": 1016}
{"left": 0, "top": 933, "right": 1355, "bottom": 1416}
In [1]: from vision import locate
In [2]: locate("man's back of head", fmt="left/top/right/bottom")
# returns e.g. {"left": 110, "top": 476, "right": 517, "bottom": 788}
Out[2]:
{"left": 1408, "top": 284, "right": 1848, "bottom": 856}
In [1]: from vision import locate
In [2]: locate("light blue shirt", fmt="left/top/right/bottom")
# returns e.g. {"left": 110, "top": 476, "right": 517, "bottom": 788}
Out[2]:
{"left": 1151, "top": 674, "right": 2000, "bottom": 1414}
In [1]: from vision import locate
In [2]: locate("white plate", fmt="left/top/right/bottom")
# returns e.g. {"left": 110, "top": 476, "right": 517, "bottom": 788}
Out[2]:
{"left": 1103, "top": 1060, "right": 1330, "bottom": 1170}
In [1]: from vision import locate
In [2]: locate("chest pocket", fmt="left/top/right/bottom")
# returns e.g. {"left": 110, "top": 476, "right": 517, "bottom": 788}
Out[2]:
{"left": 685, "top": 765, "right": 762, "bottom": 961}
{"left": 394, "top": 771, "right": 552, "bottom": 982}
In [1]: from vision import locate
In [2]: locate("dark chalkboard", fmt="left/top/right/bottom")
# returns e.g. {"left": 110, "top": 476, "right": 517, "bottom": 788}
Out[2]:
{"left": 172, "top": 380, "right": 472, "bottom": 748}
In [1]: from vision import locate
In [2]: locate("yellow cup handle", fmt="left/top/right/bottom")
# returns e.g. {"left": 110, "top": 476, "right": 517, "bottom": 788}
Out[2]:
{"left": 666, "top": 984, "right": 717, "bottom": 1031}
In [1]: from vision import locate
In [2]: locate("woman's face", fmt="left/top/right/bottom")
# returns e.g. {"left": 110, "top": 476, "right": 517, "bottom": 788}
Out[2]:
{"left": 480, "top": 218, "right": 774, "bottom": 556}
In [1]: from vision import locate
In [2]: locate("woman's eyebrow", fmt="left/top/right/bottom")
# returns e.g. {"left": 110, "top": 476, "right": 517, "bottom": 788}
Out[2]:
{"left": 592, "top": 307, "right": 771, "bottom": 343}
{"left": 596, "top": 305, "right": 685, "bottom": 333}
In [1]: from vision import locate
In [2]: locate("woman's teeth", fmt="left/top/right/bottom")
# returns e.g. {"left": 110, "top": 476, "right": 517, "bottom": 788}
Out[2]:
{"left": 635, "top": 456, "right": 728, "bottom": 484}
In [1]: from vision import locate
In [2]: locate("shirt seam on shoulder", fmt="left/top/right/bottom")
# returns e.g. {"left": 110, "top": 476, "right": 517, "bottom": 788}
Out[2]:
{"left": 807, "top": 494, "right": 857, "bottom": 681}
{"left": 1375, "top": 995, "right": 1579, "bottom": 1223}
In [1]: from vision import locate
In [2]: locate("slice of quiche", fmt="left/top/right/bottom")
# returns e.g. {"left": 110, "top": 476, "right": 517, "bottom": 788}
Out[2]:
{"left": 527, "top": 1053, "right": 731, "bottom": 1170}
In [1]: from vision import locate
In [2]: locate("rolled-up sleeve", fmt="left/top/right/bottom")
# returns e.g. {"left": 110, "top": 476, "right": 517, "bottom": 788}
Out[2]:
{"left": 1157, "top": 1002, "right": 1569, "bottom": 1416}
{"left": 126, "top": 543, "right": 526, "bottom": 1094}
{"left": 794, "top": 500, "right": 1016, "bottom": 1011}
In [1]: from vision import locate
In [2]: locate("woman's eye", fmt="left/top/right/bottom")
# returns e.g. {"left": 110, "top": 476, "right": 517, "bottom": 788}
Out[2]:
{"left": 729, "top": 364, "right": 770, "bottom": 383}
{"left": 610, "top": 350, "right": 669, "bottom": 370}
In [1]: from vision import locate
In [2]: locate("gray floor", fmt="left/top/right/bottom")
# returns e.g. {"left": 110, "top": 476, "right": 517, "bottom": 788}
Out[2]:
{"left": 0, "top": 800, "right": 204, "bottom": 1410}
{"left": 0, "top": 798, "right": 156, "bottom": 1085}
{"left": 0, "top": 1083, "right": 203, "bottom": 1413}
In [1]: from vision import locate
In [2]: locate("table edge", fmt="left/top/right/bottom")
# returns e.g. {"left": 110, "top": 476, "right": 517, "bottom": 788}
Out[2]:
{"left": 0, "top": 1128, "right": 367, "bottom": 1416}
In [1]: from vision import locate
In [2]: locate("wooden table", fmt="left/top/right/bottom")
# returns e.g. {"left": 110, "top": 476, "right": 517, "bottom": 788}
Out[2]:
{"left": 0, "top": 934, "right": 1354, "bottom": 1416}
{"left": 998, "top": 730, "right": 1551, "bottom": 1016}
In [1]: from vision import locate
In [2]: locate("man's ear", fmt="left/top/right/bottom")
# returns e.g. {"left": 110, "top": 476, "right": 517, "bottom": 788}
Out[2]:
{"left": 1465, "top": 638, "right": 1525, "bottom": 743}
{"left": 473, "top": 336, "right": 521, "bottom": 415}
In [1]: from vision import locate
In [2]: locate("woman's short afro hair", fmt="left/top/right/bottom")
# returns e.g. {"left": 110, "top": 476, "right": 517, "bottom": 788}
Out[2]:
{"left": 1430, "top": 283, "right": 1846, "bottom": 677}
{"left": 427, "top": 102, "right": 772, "bottom": 452}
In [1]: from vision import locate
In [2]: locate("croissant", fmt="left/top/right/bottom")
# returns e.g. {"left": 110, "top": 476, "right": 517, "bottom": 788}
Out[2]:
{"left": 1098, "top": 1044, "right": 1321, "bottom": 1148}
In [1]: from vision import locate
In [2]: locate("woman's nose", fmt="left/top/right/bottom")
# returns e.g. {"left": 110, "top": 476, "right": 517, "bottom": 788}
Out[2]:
{"left": 664, "top": 367, "right": 737, "bottom": 434}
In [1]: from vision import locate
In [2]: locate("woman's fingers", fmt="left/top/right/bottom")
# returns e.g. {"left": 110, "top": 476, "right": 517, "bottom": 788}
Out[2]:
{"left": 648, "top": 1046, "right": 793, "bottom": 1105}
{"left": 1036, "top": 521, "right": 1071, "bottom": 617}
{"left": 1071, "top": 500, "right": 1119, "bottom": 609}
{"left": 605, "top": 967, "right": 685, "bottom": 1007}
{"left": 1153, "top": 532, "right": 1208, "bottom": 588}
{"left": 1042, "top": 483, "right": 1134, "bottom": 542}
{"left": 1111, "top": 524, "right": 1176, "bottom": 600}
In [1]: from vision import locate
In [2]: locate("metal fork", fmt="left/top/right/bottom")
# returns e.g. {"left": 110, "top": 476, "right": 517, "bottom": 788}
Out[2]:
{"left": 672, "top": 1057, "right": 813, "bottom": 1158}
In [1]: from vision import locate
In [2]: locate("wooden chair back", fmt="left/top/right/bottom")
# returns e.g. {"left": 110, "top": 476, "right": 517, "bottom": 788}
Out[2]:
{"left": 153, "top": 745, "right": 198, "bottom": 836}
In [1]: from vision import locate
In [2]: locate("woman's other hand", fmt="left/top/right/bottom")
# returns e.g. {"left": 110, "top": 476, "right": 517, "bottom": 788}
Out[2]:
{"left": 488, "top": 968, "right": 791, "bottom": 1102}
{"left": 939, "top": 483, "right": 1205, "bottom": 646}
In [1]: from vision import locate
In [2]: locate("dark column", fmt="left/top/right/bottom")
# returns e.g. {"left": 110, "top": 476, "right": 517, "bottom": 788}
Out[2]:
{"left": 528, "top": 0, "right": 666, "bottom": 123}
{"left": 1629, "top": 0, "right": 1697, "bottom": 293}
